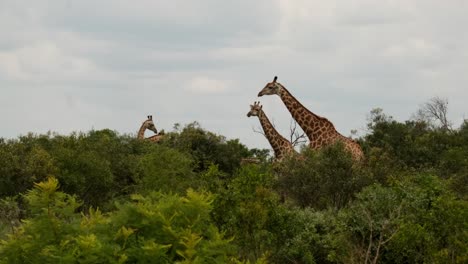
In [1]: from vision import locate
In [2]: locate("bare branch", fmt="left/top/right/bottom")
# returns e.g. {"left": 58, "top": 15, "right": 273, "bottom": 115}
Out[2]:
{"left": 414, "top": 96, "right": 452, "bottom": 131}
{"left": 289, "top": 119, "right": 307, "bottom": 147}
{"left": 252, "top": 125, "right": 266, "bottom": 138}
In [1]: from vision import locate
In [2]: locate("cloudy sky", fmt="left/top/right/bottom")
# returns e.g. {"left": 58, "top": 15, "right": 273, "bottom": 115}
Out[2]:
{"left": 1, "top": 0, "right": 467, "bottom": 150}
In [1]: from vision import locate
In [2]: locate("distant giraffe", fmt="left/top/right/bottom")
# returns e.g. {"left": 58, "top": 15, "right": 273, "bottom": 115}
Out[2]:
{"left": 258, "top": 76, "right": 364, "bottom": 161}
{"left": 138, "top": 115, "right": 163, "bottom": 142}
{"left": 247, "top": 101, "right": 296, "bottom": 160}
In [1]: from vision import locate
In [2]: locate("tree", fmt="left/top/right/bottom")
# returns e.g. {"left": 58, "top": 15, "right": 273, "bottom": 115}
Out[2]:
{"left": 277, "top": 142, "right": 371, "bottom": 209}
{"left": 211, "top": 165, "right": 278, "bottom": 262}
{"left": 343, "top": 185, "right": 404, "bottom": 264}
{"left": 414, "top": 97, "right": 452, "bottom": 131}
{"left": 163, "top": 122, "right": 253, "bottom": 173}
{"left": 341, "top": 174, "right": 468, "bottom": 264}
{"left": 136, "top": 144, "right": 196, "bottom": 194}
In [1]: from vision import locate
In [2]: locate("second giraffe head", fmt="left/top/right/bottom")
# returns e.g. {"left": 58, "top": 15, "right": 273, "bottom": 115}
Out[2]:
{"left": 247, "top": 101, "right": 263, "bottom": 117}
{"left": 143, "top": 115, "right": 158, "bottom": 134}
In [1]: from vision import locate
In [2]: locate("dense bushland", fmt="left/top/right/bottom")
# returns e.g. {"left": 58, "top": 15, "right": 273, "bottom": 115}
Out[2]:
{"left": 0, "top": 112, "right": 467, "bottom": 263}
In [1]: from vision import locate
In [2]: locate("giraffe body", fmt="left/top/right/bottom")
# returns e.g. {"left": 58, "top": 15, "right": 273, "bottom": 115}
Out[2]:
{"left": 258, "top": 77, "right": 364, "bottom": 161}
{"left": 247, "top": 102, "right": 296, "bottom": 160}
{"left": 147, "top": 134, "right": 164, "bottom": 142}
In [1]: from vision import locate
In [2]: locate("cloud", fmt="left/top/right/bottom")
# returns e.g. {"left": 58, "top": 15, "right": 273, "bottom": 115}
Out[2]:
{"left": 185, "top": 77, "right": 229, "bottom": 94}
{"left": 0, "top": 41, "right": 95, "bottom": 82}
{"left": 0, "top": 0, "right": 467, "bottom": 151}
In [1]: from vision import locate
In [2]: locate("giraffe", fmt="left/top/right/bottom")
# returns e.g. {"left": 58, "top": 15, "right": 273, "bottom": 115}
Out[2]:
{"left": 138, "top": 115, "right": 163, "bottom": 142}
{"left": 247, "top": 101, "right": 296, "bottom": 160}
{"left": 258, "top": 76, "right": 364, "bottom": 161}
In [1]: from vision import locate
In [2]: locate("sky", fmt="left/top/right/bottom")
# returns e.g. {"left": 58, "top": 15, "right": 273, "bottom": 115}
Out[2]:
{"left": 1, "top": 0, "right": 467, "bottom": 150}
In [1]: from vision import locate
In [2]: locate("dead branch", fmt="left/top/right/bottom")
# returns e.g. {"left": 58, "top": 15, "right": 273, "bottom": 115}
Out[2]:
{"left": 415, "top": 96, "right": 452, "bottom": 131}
{"left": 289, "top": 119, "right": 307, "bottom": 147}
{"left": 252, "top": 125, "right": 266, "bottom": 138}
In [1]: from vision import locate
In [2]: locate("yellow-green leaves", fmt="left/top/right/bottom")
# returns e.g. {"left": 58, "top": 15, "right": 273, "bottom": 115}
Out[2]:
{"left": 0, "top": 177, "right": 237, "bottom": 263}
{"left": 34, "top": 176, "right": 60, "bottom": 196}
{"left": 115, "top": 226, "right": 136, "bottom": 241}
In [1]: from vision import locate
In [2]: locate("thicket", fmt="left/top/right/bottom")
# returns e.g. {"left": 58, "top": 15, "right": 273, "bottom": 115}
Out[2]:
{"left": 0, "top": 111, "right": 467, "bottom": 263}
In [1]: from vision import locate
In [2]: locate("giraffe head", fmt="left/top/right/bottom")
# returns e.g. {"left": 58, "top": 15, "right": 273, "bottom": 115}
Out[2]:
{"left": 247, "top": 101, "right": 263, "bottom": 117}
{"left": 143, "top": 115, "right": 158, "bottom": 134}
{"left": 258, "top": 76, "right": 282, "bottom": 97}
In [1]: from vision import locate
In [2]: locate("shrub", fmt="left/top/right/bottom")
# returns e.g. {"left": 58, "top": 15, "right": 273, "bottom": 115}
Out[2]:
{"left": 277, "top": 142, "right": 371, "bottom": 209}
{"left": 0, "top": 177, "right": 239, "bottom": 263}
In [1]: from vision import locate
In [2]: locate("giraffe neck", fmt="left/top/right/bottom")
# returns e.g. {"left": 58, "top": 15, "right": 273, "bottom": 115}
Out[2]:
{"left": 278, "top": 85, "right": 337, "bottom": 145}
{"left": 137, "top": 123, "right": 146, "bottom": 139}
{"left": 257, "top": 109, "right": 291, "bottom": 159}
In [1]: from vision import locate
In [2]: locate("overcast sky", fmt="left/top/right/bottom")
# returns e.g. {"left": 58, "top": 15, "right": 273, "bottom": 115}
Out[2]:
{"left": 1, "top": 0, "right": 467, "bottom": 150}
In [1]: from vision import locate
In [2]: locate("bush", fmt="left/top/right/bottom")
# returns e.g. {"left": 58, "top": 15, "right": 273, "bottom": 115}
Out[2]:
{"left": 211, "top": 165, "right": 279, "bottom": 262}
{"left": 340, "top": 174, "right": 468, "bottom": 264}
{"left": 0, "top": 177, "right": 238, "bottom": 263}
{"left": 268, "top": 207, "right": 342, "bottom": 264}
{"left": 135, "top": 144, "right": 196, "bottom": 194}
{"left": 277, "top": 142, "right": 371, "bottom": 209}
{"left": 162, "top": 122, "right": 255, "bottom": 173}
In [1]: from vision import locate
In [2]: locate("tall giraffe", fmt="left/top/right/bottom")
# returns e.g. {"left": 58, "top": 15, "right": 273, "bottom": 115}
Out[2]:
{"left": 138, "top": 115, "right": 163, "bottom": 142}
{"left": 247, "top": 101, "right": 296, "bottom": 160}
{"left": 258, "top": 76, "right": 364, "bottom": 161}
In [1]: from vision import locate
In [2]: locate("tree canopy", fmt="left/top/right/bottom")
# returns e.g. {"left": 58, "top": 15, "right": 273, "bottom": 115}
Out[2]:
{"left": 1, "top": 108, "right": 467, "bottom": 263}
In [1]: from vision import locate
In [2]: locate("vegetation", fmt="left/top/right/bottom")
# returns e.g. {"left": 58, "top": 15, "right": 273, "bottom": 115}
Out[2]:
{"left": 0, "top": 106, "right": 467, "bottom": 263}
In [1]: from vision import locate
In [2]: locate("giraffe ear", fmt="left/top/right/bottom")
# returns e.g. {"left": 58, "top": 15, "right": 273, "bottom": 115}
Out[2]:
{"left": 273, "top": 76, "right": 277, "bottom": 83}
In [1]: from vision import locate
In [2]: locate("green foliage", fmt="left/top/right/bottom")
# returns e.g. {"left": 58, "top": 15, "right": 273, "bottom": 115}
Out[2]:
{"left": 277, "top": 142, "right": 371, "bottom": 209}
{"left": 0, "top": 177, "right": 82, "bottom": 263}
{"left": 211, "top": 165, "right": 279, "bottom": 262}
{"left": 364, "top": 108, "right": 468, "bottom": 198}
{"left": 267, "top": 208, "right": 341, "bottom": 264}
{"left": 55, "top": 149, "right": 114, "bottom": 207}
{"left": 0, "top": 129, "right": 213, "bottom": 208}
{"left": 364, "top": 108, "right": 468, "bottom": 171}
{"left": 0, "top": 196, "right": 21, "bottom": 238}
{"left": 0, "top": 177, "right": 238, "bottom": 263}
{"left": 0, "top": 140, "right": 57, "bottom": 197}
{"left": 0, "top": 114, "right": 467, "bottom": 263}
{"left": 162, "top": 122, "right": 256, "bottom": 173}
{"left": 136, "top": 144, "right": 196, "bottom": 194}
{"left": 340, "top": 174, "right": 468, "bottom": 264}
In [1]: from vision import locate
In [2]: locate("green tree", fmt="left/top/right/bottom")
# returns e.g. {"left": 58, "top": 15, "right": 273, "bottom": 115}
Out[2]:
{"left": 0, "top": 140, "right": 57, "bottom": 197}
{"left": 277, "top": 142, "right": 371, "bottom": 209}
{"left": 135, "top": 144, "right": 196, "bottom": 194}
{"left": 341, "top": 174, "right": 468, "bottom": 264}
{"left": 267, "top": 207, "right": 342, "bottom": 264}
{"left": 212, "top": 165, "right": 278, "bottom": 262}
{"left": 162, "top": 122, "right": 254, "bottom": 173}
